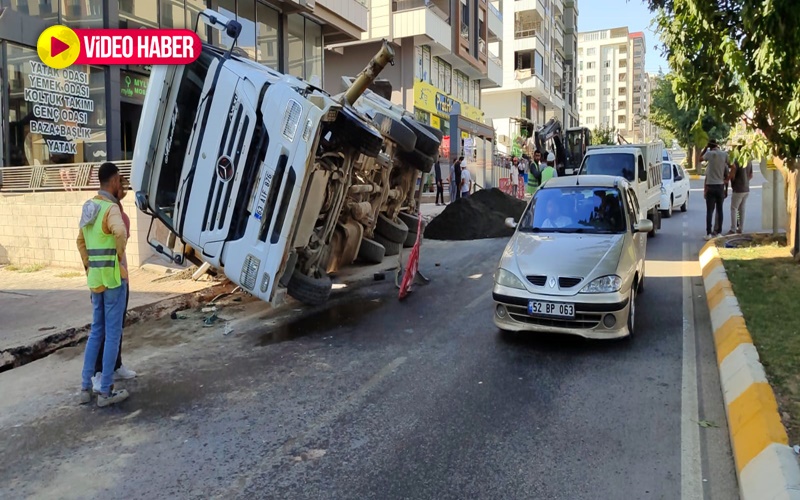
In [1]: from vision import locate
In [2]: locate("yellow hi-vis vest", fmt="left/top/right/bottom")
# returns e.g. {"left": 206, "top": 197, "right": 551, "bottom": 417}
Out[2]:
{"left": 82, "top": 200, "right": 122, "bottom": 290}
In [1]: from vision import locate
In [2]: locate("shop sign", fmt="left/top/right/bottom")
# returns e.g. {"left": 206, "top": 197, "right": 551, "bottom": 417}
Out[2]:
{"left": 121, "top": 71, "right": 148, "bottom": 103}
{"left": 24, "top": 61, "right": 93, "bottom": 156}
{"left": 414, "top": 80, "right": 484, "bottom": 123}
{"left": 521, "top": 94, "right": 527, "bottom": 118}
{"left": 430, "top": 115, "right": 441, "bottom": 129}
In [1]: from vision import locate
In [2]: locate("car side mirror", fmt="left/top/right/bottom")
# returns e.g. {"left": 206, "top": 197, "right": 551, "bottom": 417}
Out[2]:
{"left": 505, "top": 217, "right": 517, "bottom": 229}
{"left": 634, "top": 219, "right": 653, "bottom": 233}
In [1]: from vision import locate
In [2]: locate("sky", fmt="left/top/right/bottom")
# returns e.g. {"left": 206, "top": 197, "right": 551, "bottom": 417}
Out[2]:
{"left": 577, "top": 0, "right": 669, "bottom": 75}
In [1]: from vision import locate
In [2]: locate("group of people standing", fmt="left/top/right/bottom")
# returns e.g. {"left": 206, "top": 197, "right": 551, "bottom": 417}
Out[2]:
{"left": 512, "top": 149, "right": 558, "bottom": 197}
{"left": 432, "top": 155, "right": 472, "bottom": 205}
{"left": 703, "top": 139, "right": 754, "bottom": 240}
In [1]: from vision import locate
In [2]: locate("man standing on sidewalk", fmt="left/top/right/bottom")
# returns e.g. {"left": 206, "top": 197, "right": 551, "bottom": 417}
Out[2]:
{"left": 92, "top": 174, "right": 136, "bottom": 391}
{"left": 433, "top": 158, "right": 444, "bottom": 206}
{"left": 460, "top": 163, "right": 472, "bottom": 198}
{"left": 728, "top": 159, "right": 753, "bottom": 234}
{"left": 702, "top": 140, "right": 730, "bottom": 240}
{"left": 451, "top": 155, "right": 464, "bottom": 202}
{"left": 77, "top": 162, "right": 130, "bottom": 407}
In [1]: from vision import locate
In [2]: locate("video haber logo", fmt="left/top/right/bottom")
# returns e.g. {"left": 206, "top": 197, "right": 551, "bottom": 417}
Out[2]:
{"left": 37, "top": 25, "right": 202, "bottom": 69}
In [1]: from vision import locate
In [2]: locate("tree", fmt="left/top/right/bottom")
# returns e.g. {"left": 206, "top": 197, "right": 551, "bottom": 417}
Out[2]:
{"left": 591, "top": 125, "right": 616, "bottom": 145}
{"left": 646, "top": 0, "right": 800, "bottom": 255}
{"left": 649, "top": 74, "right": 730, "bottom": 169}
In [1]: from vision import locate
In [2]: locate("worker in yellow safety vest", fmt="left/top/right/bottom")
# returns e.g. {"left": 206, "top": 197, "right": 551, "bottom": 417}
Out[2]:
{"left": 76, "top": 162, "right": 130, "bottom": 408}
{"left": 541, "top": 152, "right": 558, "bottom": 185}
{"left": 526, "top": 150, "right": 544, "bottom": 194}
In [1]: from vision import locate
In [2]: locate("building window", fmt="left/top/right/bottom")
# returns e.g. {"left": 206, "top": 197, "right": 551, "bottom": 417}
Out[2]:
{"left": 604, "top": 60, "right": 611, "bottom": 68}
{"left": 5, "top": 0, "right": 59, "bottom": 22}
{"left": 444, "top": 62, "right": 452, "bottom": 94}
{"left": 587, "top": 48, "right": 596, "bottom": 56}
{"left": 587, "top": 89, "right": 596, "bottom": 96}
{"left": 432, "top": 57, "right": 440, "bottom": 89}
{"left": 534, "top": 51, "right": 544, "bottom": 77}
{"left": 256, "top": 2, "right": 280, "bottom": 70}
{"left": 284, "top": 14, "right": 323, "bottom": 82}
{"left": 603, "top": 74, "right": 611, "bottom": 82}
{"left": 586, "top": 117, "right": 596, "bottom": 124}
{"left": 618, "top": 115, "right": 626, "bottom": 124}
{"left": 287, "top": 13, "right": 305, "bottom": 79}
{"left": 185, "top": 0, "right": 209, "bottom": 41}
{"left": 160, "top": 0, "right": 186, "bottom": 28}
{"left": 61, "top": 0, "right": 104, "bottom": 27}
{"left": 587, "top": 62, "right": 596, "bottom": 69}
{"left": 415, "top": 46, "right": 422, "bottom": 81}
{"left": 422, "top": 46, "right": 431, "bottom": 83}
{"left": 586, "top": 103, "right": 596, "bottom": 110}
{"left": 619, "top": 59, "right": 627, "bottom": 68}
{"left": 236, "top": 0, "right": 258, "bottom": 60}
{"left": 586, "top": 76, "right": 596, "bottom": 83}
{"left": 6, "top": 43, "right": 106, "bottom": 166}
{"left": 603, "top": 88, "right": 611, "bottom": 95}
{"left": 119, "top": 0, "right": 159, "bottom": 28}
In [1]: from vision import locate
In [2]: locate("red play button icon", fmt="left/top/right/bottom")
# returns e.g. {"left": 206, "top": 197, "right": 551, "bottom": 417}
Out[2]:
{"left": 51, "top": 36, "right": 70, "bottom": 57}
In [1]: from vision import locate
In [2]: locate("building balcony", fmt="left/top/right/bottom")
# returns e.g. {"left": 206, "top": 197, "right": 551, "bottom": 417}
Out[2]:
{"left": 514, "top": 25, "right": 547, "bottom": 53}
{"left": 488, "top": 2, "right": 503, "bottom": 42}
{"left": 487, "top": 54, "right": 503, "bottom": 88}
{"left": 393, "top": 0, "right": 451, "bottom": 51}
{"left": 314, "top": 0, "right": 369, "bottom": 42}
{"left": 515, "top": 0, "right": 547, "bottom": 16}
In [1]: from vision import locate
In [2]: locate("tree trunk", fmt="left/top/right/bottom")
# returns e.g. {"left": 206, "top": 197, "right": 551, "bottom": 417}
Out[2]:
{"left": 784, "top": 163, "right": 800, "bottom": 261}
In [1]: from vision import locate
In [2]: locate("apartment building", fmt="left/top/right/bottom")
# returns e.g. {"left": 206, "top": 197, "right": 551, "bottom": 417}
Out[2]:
{"left": 576, "top": 27, "right": 648, "bottom": 142}
{"left": 481, "top": 0, "right": 579, "bottom": 156}
{"left": 325, "top": 0, "right": 503, "bottom": 157}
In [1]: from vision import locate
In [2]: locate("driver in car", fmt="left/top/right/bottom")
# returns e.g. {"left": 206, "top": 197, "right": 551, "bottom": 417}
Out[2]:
{"left": 541, "top": 197, "right": 572, "bottom": 228}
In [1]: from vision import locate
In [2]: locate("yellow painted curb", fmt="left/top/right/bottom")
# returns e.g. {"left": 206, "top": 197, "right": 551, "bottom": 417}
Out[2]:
{"left": 728, "top": 382, "right": 790, "bottom": 472}
{"left": 707, "top": 279, "right": 734, "bottom": 311}
{"left": 713, "top": 316, "right": 753, "bottom": 365}
{"left": 702, "top": 256, "right": 723, "bottom": 280}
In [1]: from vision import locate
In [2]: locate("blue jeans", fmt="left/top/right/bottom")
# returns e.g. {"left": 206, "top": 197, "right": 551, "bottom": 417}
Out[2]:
{"left": 81, "top": 280, "right": 128, "bottom": 395}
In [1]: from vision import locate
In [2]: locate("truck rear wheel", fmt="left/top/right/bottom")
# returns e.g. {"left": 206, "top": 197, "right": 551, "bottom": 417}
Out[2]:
{"left": 376, "top": 213, "right": 409, "bottom": 244}
{"left": 648, "top": 210, "right": 658, "bottom": 238}
{"left": 398, "top": 213, "right": 422, "bottom": 248}
{"left": 287, "top": 270, "right": 332, "bottom": 306}
{"left": 401, "top": 116, "right": 441, "bottom": 156}
{"left": 397, "top": 148, "right": 435, "bottom": 173}
{"left": 374, "top": 233, "right": 401, "bottom": 256}
{"left": 371, "top": 111, "right": 416, "bottom": 153}
{"left": 357, "top": 237, "right": 386, "bottom": 264}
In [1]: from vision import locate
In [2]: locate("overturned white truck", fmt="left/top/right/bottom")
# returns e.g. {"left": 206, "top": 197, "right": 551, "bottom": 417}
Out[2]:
{"left": 131, "top": 10, "right": 440, "bottom": 307}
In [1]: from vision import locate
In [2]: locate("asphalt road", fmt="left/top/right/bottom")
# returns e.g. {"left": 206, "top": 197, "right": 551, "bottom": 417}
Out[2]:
{"left": 0, "top": 174, "right": 769, "bottom": 500}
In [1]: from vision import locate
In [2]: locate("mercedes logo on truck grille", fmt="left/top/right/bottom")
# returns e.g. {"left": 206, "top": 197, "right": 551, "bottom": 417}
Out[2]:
{"left": 216, "top": 155, "right": 234, "bottom": 182}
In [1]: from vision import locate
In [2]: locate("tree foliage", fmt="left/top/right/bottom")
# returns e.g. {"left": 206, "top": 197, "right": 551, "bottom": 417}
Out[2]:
{"left": 591, "top": 125, "right": 616, "bottom": 146}
{"left": 649, "top": 74, "right": 730, "bottom": 151}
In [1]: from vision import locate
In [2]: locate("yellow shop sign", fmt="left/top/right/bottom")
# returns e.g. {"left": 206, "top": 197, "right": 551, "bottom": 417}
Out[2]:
{"left": 413, "top": 80, "right": 484, "bottom": 123}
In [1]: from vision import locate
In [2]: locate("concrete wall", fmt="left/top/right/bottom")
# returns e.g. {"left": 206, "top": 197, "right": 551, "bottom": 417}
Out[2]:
{"left": 0, "top": 192, "right": 154, "bottom": 268}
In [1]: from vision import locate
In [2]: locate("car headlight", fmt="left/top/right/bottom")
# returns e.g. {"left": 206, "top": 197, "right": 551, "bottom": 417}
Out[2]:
{"left": 495, "top": 268, "right": 526, "bottom": 290}
{"left": 580, "top": 275, "right": 622, "bottom": 294}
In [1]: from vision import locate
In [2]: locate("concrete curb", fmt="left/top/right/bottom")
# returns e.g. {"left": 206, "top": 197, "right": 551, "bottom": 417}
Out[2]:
{"left": 699, "top": 241, "right": 800, "bottom": 500}
{"left": 690, "top": 174, "right": 703, "bottom": 180}
{"left": 0, "top": 284, "right": 226, "bottom": 373}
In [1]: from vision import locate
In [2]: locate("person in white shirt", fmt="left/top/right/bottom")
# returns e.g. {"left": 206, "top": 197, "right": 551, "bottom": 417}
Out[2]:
{"left": 461, "top": 164, "right": 472, "bottom": 198}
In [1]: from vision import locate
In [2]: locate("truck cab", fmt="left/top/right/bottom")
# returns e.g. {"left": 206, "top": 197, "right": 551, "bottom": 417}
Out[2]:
{"left": 577, "top": 142, "right": 664, "bottom": 236}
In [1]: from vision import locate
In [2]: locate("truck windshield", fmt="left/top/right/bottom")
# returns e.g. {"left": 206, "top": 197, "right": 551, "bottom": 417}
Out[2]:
{"left": 155, "top": 50, "right": 217, "bottom": 224}
{"left": 519, "top": 187, "right": 627, "bottom": 234}
{"left": 582, "top": 153, "right": 635, "bottom": 182}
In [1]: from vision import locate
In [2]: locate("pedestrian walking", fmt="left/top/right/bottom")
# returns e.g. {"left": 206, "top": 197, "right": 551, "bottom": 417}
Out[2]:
{"left": 91, "top": 174, "right": 136, "bottom": 392}
{"left": 77, "top": 162, "right": 130, "bottom": 407}
{"left": 461, "top": 163, "right": 472, "bottom": 198}
{"left": 452, "top": 155, "right": 464, "bottom": 202}
{"left": 434, "top": 158, "right": 445, "bottom": 205}
{"left": 702, "top": 139, "right": 730, "bottom": 240}
{"left": 728, "top": 159, "right": 753, "bottom": 234}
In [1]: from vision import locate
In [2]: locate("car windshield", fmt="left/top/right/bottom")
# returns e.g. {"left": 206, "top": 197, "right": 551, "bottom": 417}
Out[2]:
{"left": 581, "top": 153, "right": 635, "bottom": 182}
{"left": 662, "top": 163, "right": 672, "bottom": 180}
{"left": 519, "top": 187, "right": 627, "bottom": 234}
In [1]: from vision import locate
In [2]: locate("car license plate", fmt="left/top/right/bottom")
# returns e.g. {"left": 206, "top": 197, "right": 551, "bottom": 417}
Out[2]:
{"left": 253, "top": 170, "right": 274, "bottom": 221}
{"left": 528, "top": 300, "right": 575, "bottom": 318}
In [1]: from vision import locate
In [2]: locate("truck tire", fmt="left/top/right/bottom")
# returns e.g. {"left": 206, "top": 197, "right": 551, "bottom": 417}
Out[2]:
{"left": 357, "top": 237, "right": 386, "bottom": 264}
{"left": 376, "top": 213, "right": 409, "bottom": 244}
{"left": 397, "top": 212, "right": 422, "bottom": 233}
{"left": 374, "top": 233, "right": 401, "bottom": 256}
{"left": 401, "top": 116, "right": 441, "bottom": 156}
{"left": 332, "top": 107, "right": 384, "bottom": 158}
{"left": 421, "top": 122, "right": 444, "bottom": 142}
{"left": 371, "top": 111, "right": 416, "bottom": 153}
{"left": 404, "top": 229, "right": 417, "bottom": 248}
{"left": 397, "top": 148, "right": 435, "bottom": 173}
{"left": 648, "top": 211, "right": 658, "bottom": 238}
{"left": 287, "top": 270, "right": 332, "bottom": 306}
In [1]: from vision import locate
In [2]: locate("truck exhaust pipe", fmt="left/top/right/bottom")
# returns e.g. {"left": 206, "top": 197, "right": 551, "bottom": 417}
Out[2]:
{"left": 342, "top": 39, "right": 395, "bottom": 107}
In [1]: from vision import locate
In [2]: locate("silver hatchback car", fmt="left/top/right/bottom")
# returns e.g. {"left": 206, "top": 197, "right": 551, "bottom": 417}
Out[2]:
{"left": 493, "top": 175, "right": 653, "bottom": 339}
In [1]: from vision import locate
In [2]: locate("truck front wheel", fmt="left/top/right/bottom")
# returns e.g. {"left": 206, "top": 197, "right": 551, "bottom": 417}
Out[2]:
{"left": 287, "top": 270, "right": 332, "bottom": 306}
{"left": 357, "top": 237, "right": 386, "bottom": 264}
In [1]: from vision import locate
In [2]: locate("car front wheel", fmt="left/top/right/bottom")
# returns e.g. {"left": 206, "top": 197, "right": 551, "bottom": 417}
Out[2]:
{"left": 627, "top": 285, "right": 637, "bottom": 337}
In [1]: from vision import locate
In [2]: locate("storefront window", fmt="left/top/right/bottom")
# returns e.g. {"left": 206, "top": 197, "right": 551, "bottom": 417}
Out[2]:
{"left": 237, "top": 0, "right": 258, "bottom": 60}
{"left": 414, "top": 109, "right": 429, "bottom": 126}
{"left": 215, "top": 0, "right": 237, "bottom": 47}
{"left": 431, "top": 57, "right": 440, "bottom": 90}
{"left": 304, "top": 19, "right": 322, "bottom": 86}
{"left": 5, "top": 0, "right": 59, "bottom": 22}
{"left": 422, "top": 46, "right": 431, "bottom": 84}
{"left": 444, "top": 63, "right": 452, "bottom": 94}
{"left": 415, "top": 46, "right": 422, "bottom": 81}
{"left": 160, "top": 0, "right": 186, "bottom": 28}
{"left": 119, "top": 0, "right": 159, "bottom": 28}
{"left": 6, "top": 43, "right": 106, "bottom": 166}
{"left": 185, "top": 0, "right": 209, "bottom": 41}
{"left": 61, "top": 0, "right": 103, "bottom": 27}
{"left": 256, "top": 2, "right": 280, "bottom": 70}
{"left": 287, "top": 13, "right": 304, "bottom": 79}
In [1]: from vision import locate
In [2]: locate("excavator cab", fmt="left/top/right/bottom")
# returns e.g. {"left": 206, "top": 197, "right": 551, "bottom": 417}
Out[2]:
{"left": 564, "top": 127, "right": 592, "bottom": 175}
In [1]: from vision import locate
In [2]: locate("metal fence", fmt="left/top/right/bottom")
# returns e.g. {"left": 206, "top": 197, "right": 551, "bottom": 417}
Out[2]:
{"left": 0, "top": 161, "right": 133, "bottom": 192}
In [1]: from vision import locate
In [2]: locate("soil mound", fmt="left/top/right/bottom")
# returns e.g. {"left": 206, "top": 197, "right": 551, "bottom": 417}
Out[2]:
{"left": 424, "top": 188, "right": 527, "bottom": 241}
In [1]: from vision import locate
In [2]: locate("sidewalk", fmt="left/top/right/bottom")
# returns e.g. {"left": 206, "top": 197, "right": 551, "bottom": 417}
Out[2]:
{"left": 0, "top": 265, "right": 218, "bottom": 369}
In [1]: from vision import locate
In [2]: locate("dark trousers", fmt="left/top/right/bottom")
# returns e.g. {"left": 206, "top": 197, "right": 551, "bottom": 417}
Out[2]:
{"left": 435, "top": 182, "right": 444, "bottom": 204}
{"left": 705, "top": 184, "right": 725, "bottom": 235}
{"left": 94, "top": 281, "right": 128, "bottom": 373}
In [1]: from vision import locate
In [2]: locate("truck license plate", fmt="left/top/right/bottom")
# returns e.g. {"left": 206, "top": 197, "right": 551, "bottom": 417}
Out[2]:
{"left": 253, "top": 171, "right": 274, "bottom": 220}
{"left": 528, "top": 300, "right": 575, "bottom": 318}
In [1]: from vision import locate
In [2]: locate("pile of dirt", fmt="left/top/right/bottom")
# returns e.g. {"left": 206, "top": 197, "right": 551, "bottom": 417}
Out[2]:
{"left": 424, "top": 188, "right": 528, "bottom": 241}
